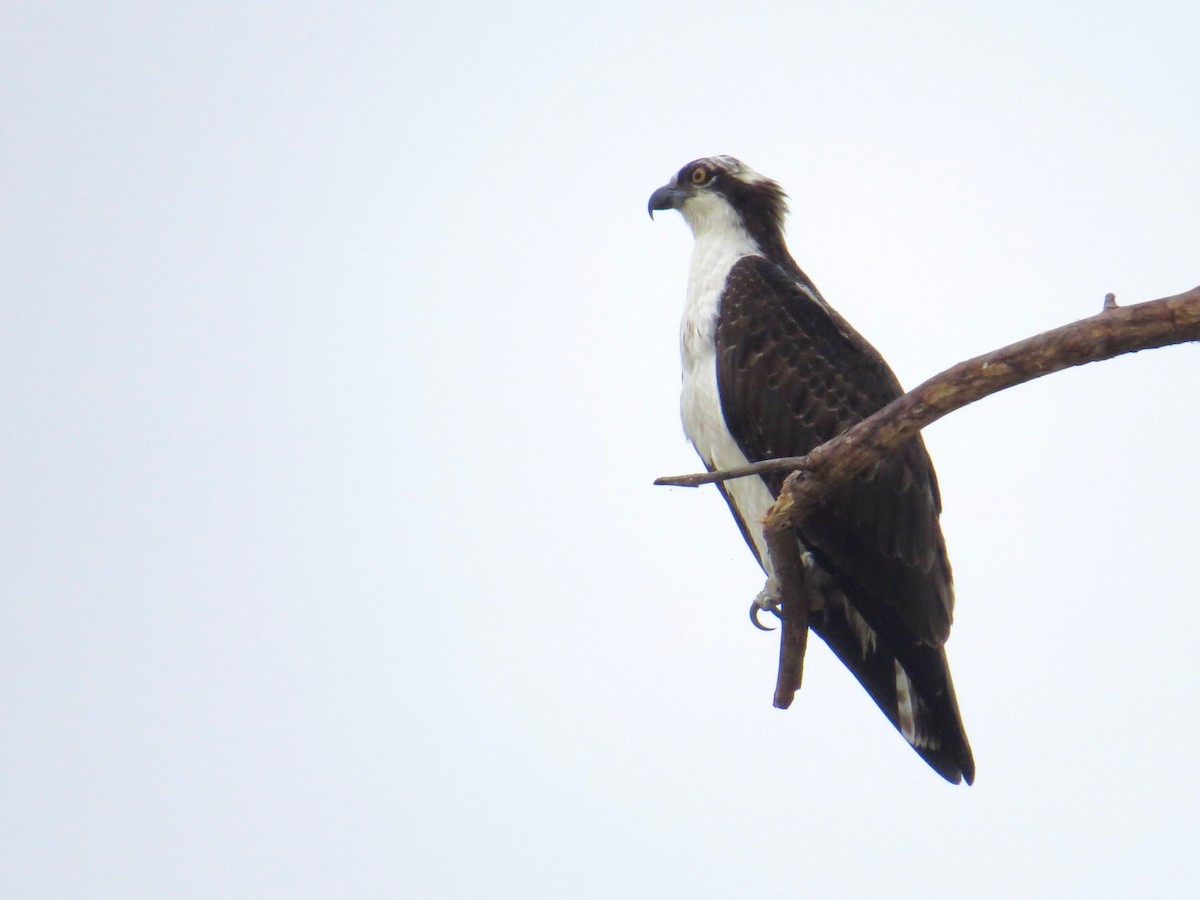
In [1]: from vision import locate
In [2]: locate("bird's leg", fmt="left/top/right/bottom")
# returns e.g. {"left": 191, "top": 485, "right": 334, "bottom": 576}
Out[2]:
{"left": 749, "top": 552, "right": 817, "bottom": 631}
{"left": 749, "top": 573, "right": 783, "bottom": 631}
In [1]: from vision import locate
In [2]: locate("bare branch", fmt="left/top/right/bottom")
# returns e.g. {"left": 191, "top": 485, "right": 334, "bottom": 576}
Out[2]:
{"left": 765, "top": 283, "right": 1200, "bottom": 532}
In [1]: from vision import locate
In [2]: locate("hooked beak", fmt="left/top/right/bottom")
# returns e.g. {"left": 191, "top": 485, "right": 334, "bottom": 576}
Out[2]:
{"left": 647, "top": 183, "right": 689, "bottom": 219}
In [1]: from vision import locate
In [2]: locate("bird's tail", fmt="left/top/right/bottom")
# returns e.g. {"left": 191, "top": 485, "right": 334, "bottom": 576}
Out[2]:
{"left": 814, "top": 600, "right": 975, "bottom": 784}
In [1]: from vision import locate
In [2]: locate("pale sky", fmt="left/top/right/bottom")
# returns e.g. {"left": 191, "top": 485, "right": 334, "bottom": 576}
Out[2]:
{"left": 3, "top": 2, "right": 1199, "bottom": 897}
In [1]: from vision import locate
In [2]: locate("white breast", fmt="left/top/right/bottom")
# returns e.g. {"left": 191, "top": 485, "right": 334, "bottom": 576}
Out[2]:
{"left": 678, "top": 212, "right": 777, "bottom": 573}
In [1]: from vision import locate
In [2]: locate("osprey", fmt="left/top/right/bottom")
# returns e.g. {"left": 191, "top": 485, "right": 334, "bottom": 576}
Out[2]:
{"left": 649, "top": 156, "right": 974, "bottom": 784}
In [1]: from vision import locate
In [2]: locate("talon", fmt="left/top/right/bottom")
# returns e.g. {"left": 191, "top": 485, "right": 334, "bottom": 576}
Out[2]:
{"left": 749, "top": 575, "right": 783, "bottom": 631}
{"left": 750, "top": 600, "right": 776, "bottom": 631}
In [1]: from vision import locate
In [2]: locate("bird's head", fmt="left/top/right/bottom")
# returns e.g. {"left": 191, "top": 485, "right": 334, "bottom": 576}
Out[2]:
{"left": 648, "top": 156, "right": 788, "bottom": 245}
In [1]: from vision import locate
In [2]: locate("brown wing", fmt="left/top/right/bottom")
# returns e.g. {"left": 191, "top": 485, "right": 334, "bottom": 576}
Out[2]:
{"left": 716, "top": 256, "right": 953, "bottom": 641}
{"left": 716, "top": 255, "right": 973, "bottom": 783}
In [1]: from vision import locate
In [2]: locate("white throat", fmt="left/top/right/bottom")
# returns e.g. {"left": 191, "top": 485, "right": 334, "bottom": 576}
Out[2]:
{"left": 678, "top": 193, "right": 761, "bottom": 370}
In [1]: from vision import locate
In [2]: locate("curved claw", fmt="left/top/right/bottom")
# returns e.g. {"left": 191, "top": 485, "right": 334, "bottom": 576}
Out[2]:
{"left": 749, "top": 600, "right": 776, "bottom": 631}
{"left": 750, "top": 574, "right": 784, "bottom": 631}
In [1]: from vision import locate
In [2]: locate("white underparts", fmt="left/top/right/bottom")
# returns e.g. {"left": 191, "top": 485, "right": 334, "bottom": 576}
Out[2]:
{"left": 677, "top": 191, "right": 778, "bottom": 571}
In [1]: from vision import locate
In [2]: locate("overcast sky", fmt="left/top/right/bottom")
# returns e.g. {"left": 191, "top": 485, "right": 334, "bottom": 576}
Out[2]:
{"left": 3, "top": 2, "right": 1199, "bottom": 897}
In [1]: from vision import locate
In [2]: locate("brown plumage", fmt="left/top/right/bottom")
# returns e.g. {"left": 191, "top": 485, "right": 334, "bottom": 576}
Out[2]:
{"left": 719, "top": 256, "right": 972, "bottom": 784}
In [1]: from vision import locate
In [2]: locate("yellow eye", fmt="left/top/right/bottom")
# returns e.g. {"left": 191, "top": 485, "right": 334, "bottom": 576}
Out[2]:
{"left": 690, "top": 166, "right": 709, "bottom": 185}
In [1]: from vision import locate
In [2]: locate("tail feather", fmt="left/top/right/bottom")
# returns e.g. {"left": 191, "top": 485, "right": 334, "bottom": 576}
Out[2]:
{"left": 813, "top": 594, "right": 974, "bottom": 784}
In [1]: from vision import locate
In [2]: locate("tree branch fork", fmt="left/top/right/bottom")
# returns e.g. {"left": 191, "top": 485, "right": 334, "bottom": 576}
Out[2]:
{"left": 655, "top": 285, "right": 1200, "bottom": 707}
